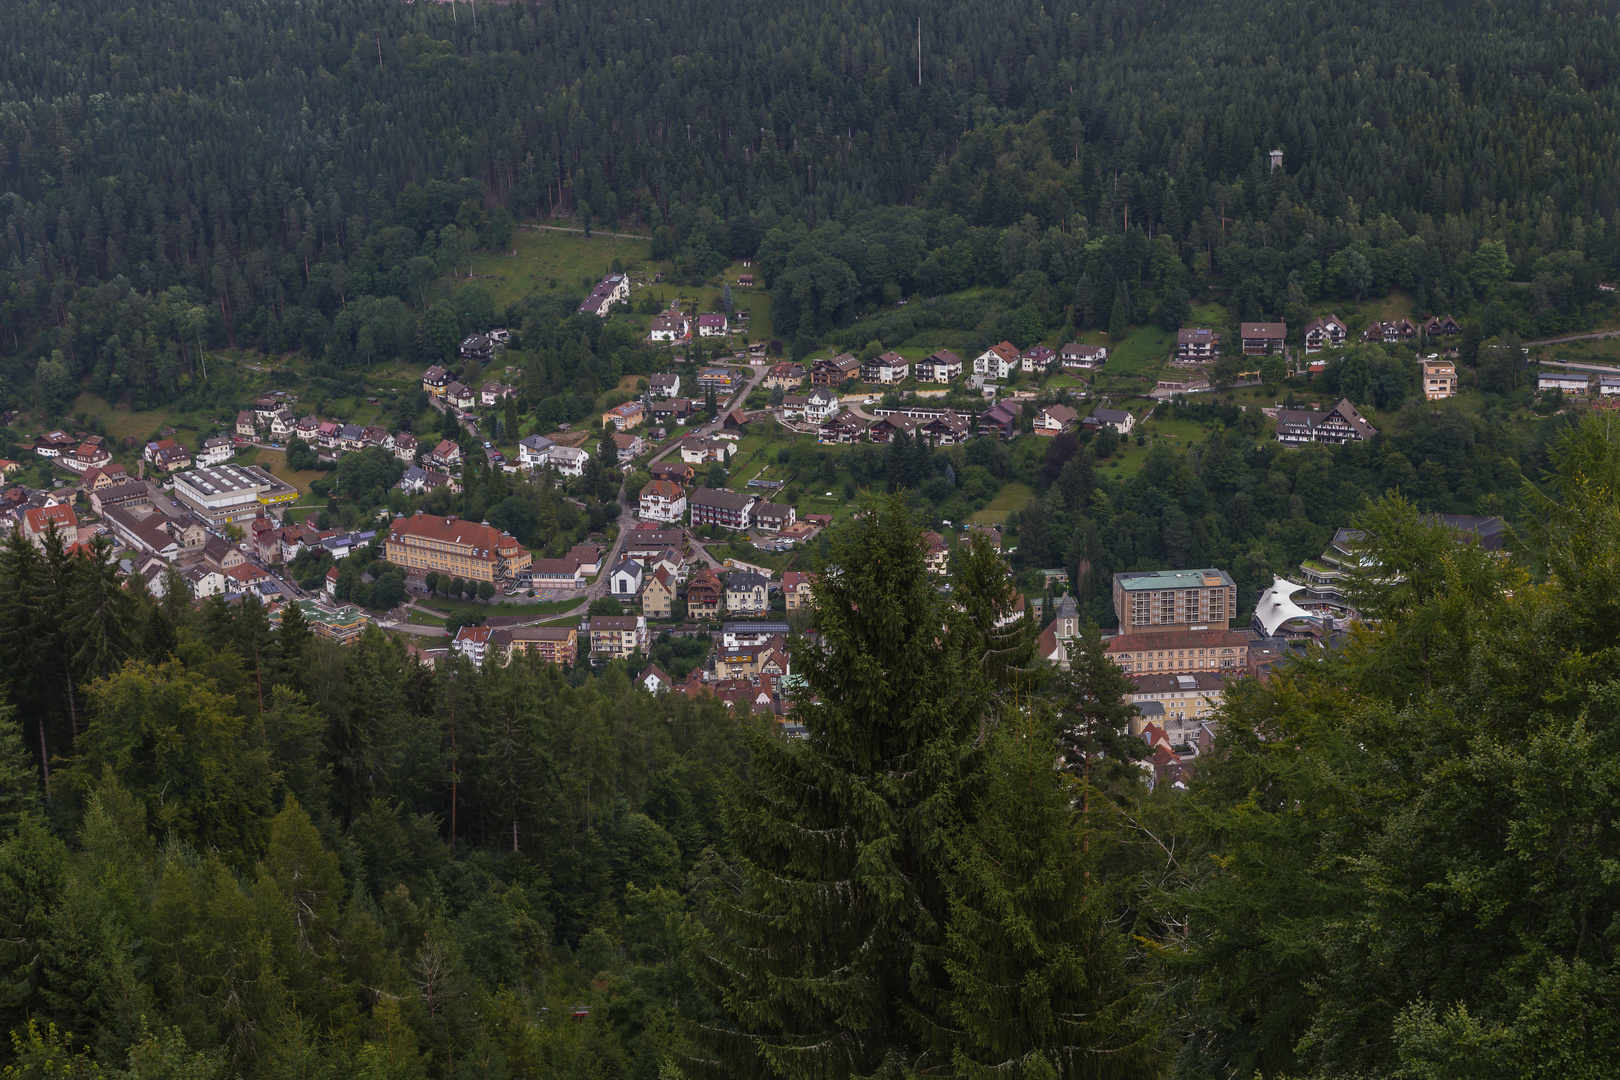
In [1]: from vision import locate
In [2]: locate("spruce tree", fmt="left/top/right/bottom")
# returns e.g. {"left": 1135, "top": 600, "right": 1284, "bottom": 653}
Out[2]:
{"left": 687, "top": 492, "right": 993, "bottom": 1078}
{"left": 940, "top": 710, "right": 1157, "bottom": 1080}
{"left": 1052, "top": 626, "right": 1145, "bottom": 786}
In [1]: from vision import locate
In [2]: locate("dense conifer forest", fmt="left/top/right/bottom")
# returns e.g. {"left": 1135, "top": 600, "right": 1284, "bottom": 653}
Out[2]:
{"left": 1, "top": 0, "right": 1619, "bottom": 1076}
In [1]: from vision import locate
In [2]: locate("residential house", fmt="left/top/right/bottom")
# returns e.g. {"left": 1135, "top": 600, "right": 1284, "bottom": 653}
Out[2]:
{"left": 452, "top": 624, "right": 499, "bottom": 666}
{"left": 518, "top": 434, "right": 554, "bottom": 471}
{"left": 649, "top": 372, "right": 682, "bottom": 398}
{"left": 1273, "top": 399, "right": 1378, "bottom": 445}
{"left": 427, "top": 440, "right": 463, "bottom": 470}
{"left": 1033, "top": 404, "right": 1077, "bottom": 435}
{"left": 725, "top": 570, "right": 769, "bottom": 614}
{"left": 296, "top": 415, "right": 320, "bottom": 440}
{"left": 422, "top": 366, "right": 452, "bottom": 395}
{"left": 639, "top": 479, "right": 687, "bottom": 523}
{"left": 697, "top": 313, "right": 729, "bottom": 338}
{"left": 622, "top": 530, "right": 683, "bottom": 562}
{"left": 689, "top": 486, "right": 754, "bottom": 531}
{"left": 818, "top": 411, "right": 868, "bottom": 444}
{"left": 974, "top": 341, "right": 1020, "bottom": 380}
{"left": 609, "top": 558, "right": 645, "bottom": 599}
{"left": 1240, "top": 322, "right": 1287, "bottom": 355}
{"left": 1601, "top": 377, "right": 1620, "bottom": 398}
{"left": 649, "top": 463, "right": 695, "bottom": 490}
{"left": 783, "top": 570, "right": 814, "bottom": 611}
{"left": 649, "top": 309, "right": 690, "bottom": 342}
{"left": 1303, "top": 315, "right": 1348, "bottom": 352}
{"left": 32, "top": 431, "right": 75, "bottom": 458}
{"left": 681, "top": 437, "right": 726, "bottom": 464}
{"left": 914, "top": 349, "right": 963, "bottom": 383}
{"left": 181, "top": 565, "right": 228, "bottom": 599}
{"left": 479, "top": 382, "right": 515, "bottom": 407}
{"left": 602, "top": 400, "right": 645, "bottom": 431}
{"left": 1363, "top": 318, "right": 1417, "bottom": 344}
{"left": 1083, "top": 408, "right": 1135, "bottom": 435}
{"left": 1060, "top": 343, "right": 1107, "bottom": 370}
{"left": 196, "top": 436, "right": 234, "bottom": 468}
{"left": 642, "top": 567, "right": 676, "bottom": 619}
{"left": 317, "top": 421, "right": 341, "bottom": 449}
{"left": 252, "top": 399, "right": 281, "bottom": 424}
{"left": 459, "top": 334, "right": 493, "bottom": 362}
{"left": 269, "top": 411, "right": 295, "bottom": 440}
{"left": 1021, "top": 344, "right": 1057, "bottom": 373}
{"left": 763, "top": 363, "right": 806, "bottom": 390}
{"left": 861, "top": 351, "right": 909, "bottom": 384}
{"left": 751, "top": 502, "right": 795, "bottom": 533}
{"left": 63, "top": 442, "right": 112, "bottom": 474}
{"left": 1422, "top": 358, "right": 1458, "bottom": 400}
{"left": 696, "top": 367, "right": 736, "bottom": 393}
{"left": 649, "top": 397, "right": 692, "bottom": 425}
{"left": 361, "top": 426, "right": 393, "bottom": 451}
{"left": 867, "top": 414, "right": 921, "bottom": 444}
{"left": 810, "top": 353, "right": 861, "bottom": 387}
{"left": 922, "top": 531, "right": 950, "bottom": 575}
{"left": 1538, "top": 372, "right": 1589, "bottom": 395}
{"left": 978, "top": 399, "right": 1023, "bottom": 438}
{"left": 236, "top": 411, "right": 258, "bottom": 438}
{"left": 202, "top": 535, "right": 247, "bottom": 572}
{"left": 803, "top": 388, "right": 840, "bottom": 424}
{"left": 395, "top": 466, "right": 430, "bottom": 495}
{"left": 393, "top": 432, "right": 419, "bottom": 463}
{"left": 550, "top": 446, "right": 589, "bottom": 476}
{"left": 920, "top": 411, "right": 972, "bottom": 446}
{"left": 144, "top": 439, "right": 192, "bottom": 472}
{"left": 445, "top": 382, "right": 476, "bottom": 411}
{"left": 1423, "top": 314, "right": 1463, "bottom": 338}
{"left": 611, "top": 432, "right": 645, "bottom": 464}
{"left": 339, "top": 424, "right": 366, "bottom": 453}
{"left": 1175, "top": 328, "right": 1220, "bottom": 362}
{"left": 588, "top": 614, "right": 648, "bottom": 662}
{"left": 578, "top": 273, "right": 630, "bottom": 317}
{"left": 639, "top": 664, "right": 674, "bottom": 694}
{"left": 685, "top": 567, "right": 724, "bottom": 618}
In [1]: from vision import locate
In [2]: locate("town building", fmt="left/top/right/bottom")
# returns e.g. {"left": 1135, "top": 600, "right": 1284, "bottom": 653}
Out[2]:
{"left": 811, "top": 353, "right": 861, "bottom": 387}
{"left": 1422, "top": 358, "right": 1458, "bottom": 400}
{"left": 974, "top": 341, "right": 1020, "bottom": 380}
{"left": 861, "top": 351, "right": 910, "bottom": 384}
{"left": 1240, "top": 322, "right": 1287, "bottom": 355}
{"left": 751, "top": 502, "right": 796, "bottom": 533}
{"left": 639, "top": 479, "right": 687, "bottom": 523}
{"left": 578, "top": 273, "right": 630, "bottom": 317}
{"left": 725, "top": 570, "right": 769, "bottom": 614}
{"left": 913, "top": 349, "right": 963, "bottom": 383}
{"left": 650, "top": 397, "right": 692, "bottom": 425}
{"left": 1538, "top": 372, "right": 1589, "bottom": 395}
{"left": 602, "top": 401, "right": 644, "bottom": 431}
{"left": 978, "top": 400, "right": 1023, "bottom": 438}
{"left": 550, "top": 446, "right": 588, "bottom": 476}
{"left": 384, "top": 512, "right": 531, "bottom": 583}
{"left": 1175, "top": 328, "right": 1220, "bottom": 362}
{"left": 518, "top": 434, "right": 554, "bottom": 471}
{"left": 143, "top": 439, "right": 193, "bottom": 473}
{"left": 649, "top": 309, "right": 690, "bottom": 342}
{"left": 1363, "top": 318, "right": 1417, "bottom": 344}
{"left": 1060, "top": 343, "right": 1107, "bottom": 370}
{"left": 172, "top": 465, "right": 298, "bottom": 526}
{"left": 1106, "top": 629, "right": 1250, "bottom": 674}
{"left": 196, "top": 436, "right": 234, "bottom": 468}
{"left": 783, "top": 571, "right": 814, "bottom": 611}
{"left": 1021, "top": 345, "right": 1057, "bottom": 373}
{"left": 1302, "top": 315, "right": 1348, "bottom": 353}
{"left": 1083, "top": 408, "right": 1134, "bottom": 435}
{"left": 764, "top": 363, "right": 807, "bottom": 390}
{"left": 1129, "top": 673, "right": 1227, "bottom": 741}
{"left": 642, "top": 566, "right": 676, "bottom": 619}
{"left": 649, "top": 372, "right": 681, "bottom": 398}
{"left": 527, "top": 558, "right": 586, "bottom": 592}
{"left": 697, "top": 313, "right": 729, "bottom": 338}
{"left": 696, "top": 367, "right": 737, "bottom": 393}
{"left": 1033, "top": 404, "right": 1077, "bottom": 435}
{"left": 1423, "top": 314, "right": 1463, "bottom": 338}
{"left": 685, "top": 567, "right": 724, "bottom": 618}
{"left": 611, "top": 432, "right": 645, "bottom": 464}
{"left": 1273, "top": 399, "right": 1377, "bottom": 445}
{"left": 588, "top": 614, "right": 648, "bottom": 662}
{"left": 506, "top": 626, "right": 578, "bottom": 666}
{"left": 609, "top": 558, "right": 645, "bottom": 599}
{"left": 689, "top": 486, "right": 755, "bottom": 531}
{"left": 1112, "top": 568, "right": 1237, "bottom": 634}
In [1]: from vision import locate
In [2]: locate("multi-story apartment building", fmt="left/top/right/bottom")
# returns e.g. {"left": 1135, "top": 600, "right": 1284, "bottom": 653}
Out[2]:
{"left": 506, "top": 626, "right": 578, "bottom": 666}
{"left": 589, "top": 614, "right": 648, "bottom": 662}
{"left": 384, "top": 512, "right": 532, "bottom": 583}
{"left": 1112, "top": 569, "right": 1237, "bottom": 634}
{"left": 689, "top": 486, "right": 755, "bottom": 531}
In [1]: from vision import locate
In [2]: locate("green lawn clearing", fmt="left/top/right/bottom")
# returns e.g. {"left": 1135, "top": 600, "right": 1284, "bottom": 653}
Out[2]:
{"left": 452, "top": 228, "right": 652, "bottom": 311}
{"left": 969, "top": 481, "right": 1034, "bottom": 524}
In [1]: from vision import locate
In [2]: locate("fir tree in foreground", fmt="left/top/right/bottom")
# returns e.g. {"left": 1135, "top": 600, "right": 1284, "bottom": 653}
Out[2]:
{"left": 685, "top": 493, "right": 1155, "bottom": 1080}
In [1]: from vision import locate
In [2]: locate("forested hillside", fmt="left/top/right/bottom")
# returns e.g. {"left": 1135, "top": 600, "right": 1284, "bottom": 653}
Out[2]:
{"left": 3, "top": 0, "right": 1620, "bottom": 403}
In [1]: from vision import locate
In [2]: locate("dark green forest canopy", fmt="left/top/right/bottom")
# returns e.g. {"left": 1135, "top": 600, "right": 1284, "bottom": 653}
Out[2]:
{"left": 3, "top": 0, "right": 1620, "bottom": 404}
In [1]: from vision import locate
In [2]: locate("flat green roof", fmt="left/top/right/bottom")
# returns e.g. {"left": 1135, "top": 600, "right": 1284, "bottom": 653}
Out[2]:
{"left": 1114, "top": 569, "right": 1234, "bottom": 591}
